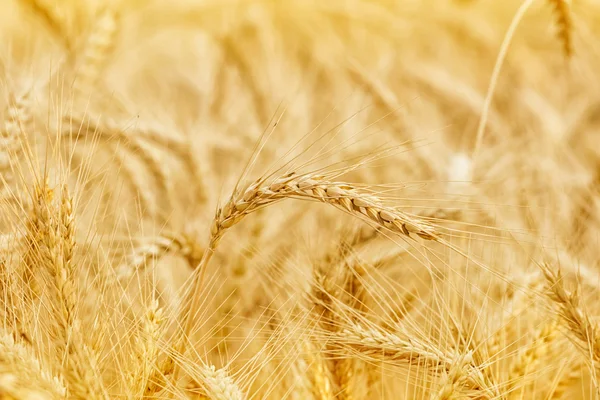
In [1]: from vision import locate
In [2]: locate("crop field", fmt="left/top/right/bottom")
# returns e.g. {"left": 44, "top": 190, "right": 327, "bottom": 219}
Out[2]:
{"left": 1, "top": 1, "right": 600, "bottom": 399}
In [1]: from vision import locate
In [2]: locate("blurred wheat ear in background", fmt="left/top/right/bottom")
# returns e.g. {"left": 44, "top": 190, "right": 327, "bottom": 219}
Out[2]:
{"left": 3, "top": 0, "right": 600, "bottom": 399}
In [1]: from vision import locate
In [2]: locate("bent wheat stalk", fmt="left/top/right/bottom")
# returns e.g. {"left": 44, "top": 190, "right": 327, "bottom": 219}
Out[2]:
{"left": 172, "top": 171, "right": 439, "bottom": 382}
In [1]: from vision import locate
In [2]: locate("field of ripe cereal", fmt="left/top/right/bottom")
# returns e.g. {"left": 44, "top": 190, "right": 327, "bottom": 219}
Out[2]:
{"left": 2, "top": 1, "right": 600, "bottom": 399}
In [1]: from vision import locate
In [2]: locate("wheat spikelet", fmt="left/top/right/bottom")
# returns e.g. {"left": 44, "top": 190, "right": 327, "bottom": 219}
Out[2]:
{"left": 33, "top": 182, "right": 107, "bottom": 399}
{"left": 433, "top": 352, "right": 475, "bottom": 400}
{"left": 310, "top": 266, "right": 345, "bottom": 399}
{"left": 128, "top": 299, "right": 165, "bottom": 398}
{"left": 115, "top": 233, "right": 203, "bottom": 280}
{"left": 0, "top": 330, "right": 66, "bottom": 399}
{"left": 332, "top": 280, "right": 363, "bottom": 399}
{"left": 20, "top": 180, "right": 54, "bottom": 304}
{"left": 335, "top": 321, "right": 456, "bottom": 370}
{"left": 208, "top": 172, "right": 438, "bottom": 249}
{"left": 0, "top": 256, "right": 30, "bottom": 345}
{"left": 314, "top": 238, "right": 372, "bottom": 400}
{"left": 73, "top": 6, "right": 119, "bottom": 95}
{"left": 540, "top": 263, "right": 600, "bottom": 384}
{"left": 335, "top": 320, "right": 498, "bottom": 398}
{"left": 5, "top": 182, "right": 53, "bottom": 344}
{"left": 1, "top": 86, "right": 34, "bottom": 189}
{"left": 303, "top": 340, "right": 335, "bottom": 400}
{"left": 187, "top": 364, "right": 245, "bottom": 400}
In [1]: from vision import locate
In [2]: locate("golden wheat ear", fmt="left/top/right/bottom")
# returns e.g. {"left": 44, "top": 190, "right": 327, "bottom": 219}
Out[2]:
{"left": 0, "top": 331, "right": 66, "bottom": 398}
{"left": 539, "top": 263, "right": 600, "bottom": 386}
{"left": 547, "top": 0, "right": 574, "bottom": 58}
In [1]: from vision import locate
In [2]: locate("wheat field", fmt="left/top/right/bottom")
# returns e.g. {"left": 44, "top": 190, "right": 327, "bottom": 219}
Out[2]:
{"left": 1, "top": 0, "right": 600, "bottom": 399}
